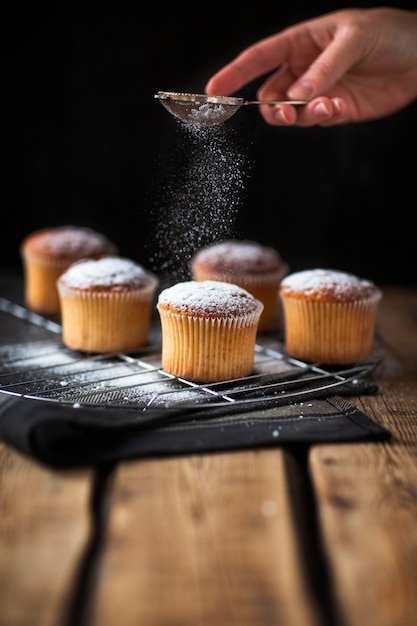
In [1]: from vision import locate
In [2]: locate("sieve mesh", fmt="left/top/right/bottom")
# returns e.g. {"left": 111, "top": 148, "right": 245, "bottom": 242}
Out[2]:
{"left": 155, "top": 91, "right": 307, "bottom": 127}
{"left": 155, "top": 92, "right": 242, "bottom": 127}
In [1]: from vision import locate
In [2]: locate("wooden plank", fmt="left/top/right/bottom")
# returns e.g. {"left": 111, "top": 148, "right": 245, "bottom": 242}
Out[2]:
{"left": 0, "top": 444, "right": 94, "bottom": 626}
{"left": 91, "top": 450, "right": 324, "bottom": 626}
{"left": 309, "top": 288, "right": 417, "bottom": 626}
{"left": 310, "top": 434, "right": 417, "bottom": 626}
{"left": 375, "top": 287, "right": 417, "bottom": 379}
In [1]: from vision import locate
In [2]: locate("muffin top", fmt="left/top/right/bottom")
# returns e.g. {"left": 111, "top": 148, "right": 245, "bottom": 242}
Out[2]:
{"left": 280, "top": 269, "right": 381, "bottom": 303}
{"left": 157, "top": 280, "right": 263, "bottom": 318}
{"left": 58, "top": 257, "right": 158, "bottom": 292}
{"left": 21, "top": 225, "right": 118, "bottom": 261}
{"left": 191, "top": 240, "right": 287, "bottom": 277}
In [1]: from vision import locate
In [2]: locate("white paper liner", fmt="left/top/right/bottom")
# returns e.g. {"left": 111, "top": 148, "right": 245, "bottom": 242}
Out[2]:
{"left": 21, "top": 254, "right": 72, "bottom": 315}
{"left": 58, "top": 283, "right": 157, "bottom": 353}
{"left": 280, "top": 293, "right": 382, "bottom": 364}
{"left": 158, "top": 307, "right": 263, "bottom": 382}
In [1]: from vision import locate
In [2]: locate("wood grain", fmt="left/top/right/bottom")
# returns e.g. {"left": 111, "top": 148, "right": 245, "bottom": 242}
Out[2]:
{"left": 90, "top": 451, "right": 324, "bottom": 626}
{"left": 0, "top": 445, "right": 93, "bottom": 626}
{"left": 309, "top": 288, "right": 417, "bottom": 626}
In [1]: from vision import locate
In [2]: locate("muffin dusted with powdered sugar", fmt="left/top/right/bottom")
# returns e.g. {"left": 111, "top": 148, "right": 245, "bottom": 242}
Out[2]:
{"left": 190, "top": 239, "right": 288, "bottom": 331}
{"left": 279, "top": 268, "right": 382, "bottom": 364}
{"left": 58, "top": 256, "right": 158, "bottom": 353}
{"left": 20, "top": 225, "right": 118, "bottom": 315}
{"left": 157, "top": 280, "right": 263, "bottom": 382}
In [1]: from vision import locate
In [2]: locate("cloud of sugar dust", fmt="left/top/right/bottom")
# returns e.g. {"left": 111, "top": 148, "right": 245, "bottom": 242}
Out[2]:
{"left": 147, "top": 123, "right": 250, "bottom": 286}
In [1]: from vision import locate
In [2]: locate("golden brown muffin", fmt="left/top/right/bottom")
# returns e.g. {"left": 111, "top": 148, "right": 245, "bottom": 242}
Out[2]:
{"left": 279, "top": 268, "right": 382, "bottom": 364}
{"left": 190, "top": 239, "right": 288, "bottom": 331}
{"left": 57, "top": 256, "right": 158, "bottom": 353}
{"left": 157, "top": 280, "right": 264, "bottom": 382}
{"left": 20, "top": 225, "right": 118, "bottom": 315}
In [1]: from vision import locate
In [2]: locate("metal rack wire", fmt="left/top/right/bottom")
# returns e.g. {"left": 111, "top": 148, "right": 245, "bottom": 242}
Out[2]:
{"left": 0, "top": 296, "right": 384, "bottom": 413}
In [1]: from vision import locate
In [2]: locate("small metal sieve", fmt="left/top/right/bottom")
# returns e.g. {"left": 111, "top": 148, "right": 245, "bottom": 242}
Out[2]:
{"left": 155, "top": 91, "right": 307, "bottom": 127}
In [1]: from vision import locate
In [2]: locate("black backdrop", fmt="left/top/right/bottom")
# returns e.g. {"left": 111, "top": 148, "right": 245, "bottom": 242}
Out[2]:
{"left": 4, "top": 1, "right": 417, "bottom": 287}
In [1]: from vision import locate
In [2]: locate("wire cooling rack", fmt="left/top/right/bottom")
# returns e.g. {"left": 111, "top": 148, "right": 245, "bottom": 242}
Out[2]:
{"left": 0, "top": 296, "right": 384, "bottom": 413}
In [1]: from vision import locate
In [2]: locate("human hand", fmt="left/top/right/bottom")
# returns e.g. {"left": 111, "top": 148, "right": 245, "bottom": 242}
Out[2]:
{"left": 205, "top": 7, "right": 417, "bottom": 127}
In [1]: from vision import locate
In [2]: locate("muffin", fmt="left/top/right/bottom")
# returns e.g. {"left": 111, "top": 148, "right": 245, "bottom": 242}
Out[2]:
{"left": 57, "top": 256, "right": 158, "bottom": 353}
{"left": 190, "top": 239, "right": 288, "bottom": 331}
{"left": 157, "top": 280, "right": 264, "bottom": 382}
{"left": 279, "top": 268, "right": 382, "bottom": 364}
{"left": 20, "top": 225, "right": 118, "bottom": 315}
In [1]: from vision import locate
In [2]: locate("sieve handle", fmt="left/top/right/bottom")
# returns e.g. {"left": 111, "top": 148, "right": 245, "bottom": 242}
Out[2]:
{"left": 244, "top": 100, "right": 307, "bottom": 106}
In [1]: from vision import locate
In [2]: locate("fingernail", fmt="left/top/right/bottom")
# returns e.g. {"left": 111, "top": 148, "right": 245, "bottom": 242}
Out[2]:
{"left": 288, "top": 80, "right": 314, "bottom": 100}
{"left": 313, "top": 102, "right": 331, "bottom": 117}
{"left": 332, "top": 98, "right": 342, "bottom": 113}
{"left": 274, "top": 108, "right": 290, "bottom": 124}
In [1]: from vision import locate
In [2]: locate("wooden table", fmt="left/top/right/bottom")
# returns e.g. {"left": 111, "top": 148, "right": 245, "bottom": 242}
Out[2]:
{"left": 1, "top": 285, "right": 416, "bottom": 626}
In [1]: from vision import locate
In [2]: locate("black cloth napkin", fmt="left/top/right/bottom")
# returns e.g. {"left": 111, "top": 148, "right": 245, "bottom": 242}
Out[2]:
{"left": 0, "top": 271, "right": 391, "bottom": 468}
{"left": 0, "top": 383, "right": 390, "bottom": 468}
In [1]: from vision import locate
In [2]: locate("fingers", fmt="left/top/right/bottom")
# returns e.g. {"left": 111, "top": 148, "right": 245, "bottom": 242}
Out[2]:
{"left": 205, "top": 33, "right": 291, "bottom": 95}
{"left": 261, "top": 97, "right": 347, "bottom": 127}
{"left": 287, "top": 21, "right": 364, "bottom": 100}
{"left": 206, "top": 10, "right": 365, "bottom": 104}
{"left": 204, "top": 12, "right": 347, "bottom": 97}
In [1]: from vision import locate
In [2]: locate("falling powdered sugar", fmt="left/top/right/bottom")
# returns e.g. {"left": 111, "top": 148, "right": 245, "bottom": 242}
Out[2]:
{"left": 148, "top": 123, "right": 250, "bottom": 283}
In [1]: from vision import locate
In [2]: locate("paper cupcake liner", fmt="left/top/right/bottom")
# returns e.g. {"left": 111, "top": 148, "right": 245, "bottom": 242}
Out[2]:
{"left": 280, "top": 294, "right": 381, "bottom": 364}
{"left": 21, "top": 254, "right": 72, "bottom": 315}
{"left": 158, "top": 309, "right": 261, "bottom": 382}
{"left": 58, "top": 285, "right": 157, "bottom": 353}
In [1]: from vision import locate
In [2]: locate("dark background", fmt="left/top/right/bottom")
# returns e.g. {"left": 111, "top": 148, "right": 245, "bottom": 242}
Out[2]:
{"left": 4, "top": 1, "right": 417, "bottom": 288}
